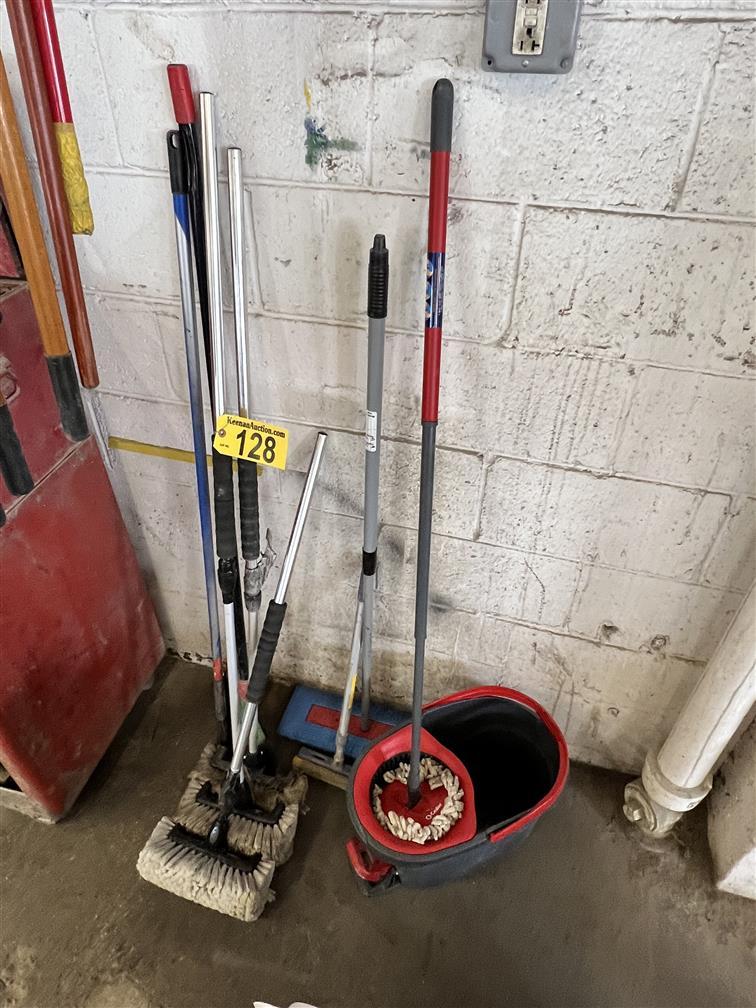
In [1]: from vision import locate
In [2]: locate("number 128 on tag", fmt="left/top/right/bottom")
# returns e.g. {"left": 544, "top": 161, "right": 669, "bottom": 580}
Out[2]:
{"left": 213, "top": 415, "right": 289, "bottom": 470}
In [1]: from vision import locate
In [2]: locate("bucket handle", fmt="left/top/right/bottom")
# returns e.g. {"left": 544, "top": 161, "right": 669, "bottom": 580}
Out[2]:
{"left": 345, "top": 837, "right": 393, "bottom": 886}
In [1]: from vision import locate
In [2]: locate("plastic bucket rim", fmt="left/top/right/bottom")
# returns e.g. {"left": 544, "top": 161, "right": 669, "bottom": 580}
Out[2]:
{"left": 349, "top": 685, "right": 569, "bottom": 856}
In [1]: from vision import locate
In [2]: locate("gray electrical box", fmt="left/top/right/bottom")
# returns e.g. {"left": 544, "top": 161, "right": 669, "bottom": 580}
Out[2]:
{"left": 482, "top": 0, "right": 582, "bottom": 75}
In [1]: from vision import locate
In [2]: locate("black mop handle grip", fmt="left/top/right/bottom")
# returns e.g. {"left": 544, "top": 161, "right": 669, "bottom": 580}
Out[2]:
{"left": 367, "top": 234, "right": 388, "bottom": 319}
{"left": 237, "top": 458, "right": 260, "bottom": 562}
{"left": 246, "top": 600, "right": 287, "bottom": 703}
{"left": 212, "top": 447, "right": 237, "bottom": 568}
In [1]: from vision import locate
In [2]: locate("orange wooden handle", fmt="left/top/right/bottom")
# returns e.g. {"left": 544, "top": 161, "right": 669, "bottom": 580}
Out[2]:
{"left": 7, "top": 0, "right": 98, "bottom": 388}
{"left": 0, "top": 55, "right": 69, "bottom": 358}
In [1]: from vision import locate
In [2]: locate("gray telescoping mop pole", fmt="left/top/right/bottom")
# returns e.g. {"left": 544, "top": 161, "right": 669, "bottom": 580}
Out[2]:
{"left": 360, "top": 235, "right": 388, "bottom": 730}
{"left": 408, "top": 80, "right": 453, "bottom": 807}
{"left": 331, "top": 235, "right": 388, "bottom": 767}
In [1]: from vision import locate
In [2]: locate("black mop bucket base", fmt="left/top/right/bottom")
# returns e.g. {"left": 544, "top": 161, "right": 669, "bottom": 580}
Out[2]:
{"left": 346, "top": 687, "right": 569, "bottom": 893}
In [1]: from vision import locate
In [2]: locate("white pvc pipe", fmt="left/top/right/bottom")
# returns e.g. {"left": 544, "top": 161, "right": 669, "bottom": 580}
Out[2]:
{"left": 657, "top": 581, "right": 756, "bottom": 789}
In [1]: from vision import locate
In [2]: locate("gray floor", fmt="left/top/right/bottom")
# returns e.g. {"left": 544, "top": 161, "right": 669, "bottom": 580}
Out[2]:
{"left": 1, "top": 658, "right": 754, "bottom": 1008}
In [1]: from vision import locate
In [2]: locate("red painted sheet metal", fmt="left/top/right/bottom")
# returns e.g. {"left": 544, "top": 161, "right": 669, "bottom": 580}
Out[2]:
{"left": 0, "top": 438, "right": 164, "bottom": 816}
{"left": 0, "top": 287, "right": 72, "bottom": 508}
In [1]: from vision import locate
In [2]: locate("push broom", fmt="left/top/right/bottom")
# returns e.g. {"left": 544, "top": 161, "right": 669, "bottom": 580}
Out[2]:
{"left": 280, "top": 235, "right": 403, "bottom": 784}
{"left": 137, "top": 432, "right": 328, "bottom": 921}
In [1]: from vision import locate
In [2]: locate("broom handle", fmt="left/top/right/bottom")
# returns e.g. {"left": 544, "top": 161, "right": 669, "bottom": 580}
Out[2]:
{"left": 408, "top": 79, "right": 453, "bottom": 807}
{"left": 6, "top": 0, "right": 98, "bottom": 389}
{"left": 29, "top": 0, "right": 93, "bottom": 235}
{"left": 167, "top": 130, "right": 227, "bottom": 744}
{"left": 228, "top": 147, "right": 263, "bottom": 635}
{"left": 0, "top": 55, "right": 87, "bottom": 442}
{"left": 167, "top": 65, "right": 214, "bottom": 415}
{"left": 230, "top": 431, "right": 328, "bottom": 775}
{"left": 360, "top": 234, "right": 388, "bottom": 730}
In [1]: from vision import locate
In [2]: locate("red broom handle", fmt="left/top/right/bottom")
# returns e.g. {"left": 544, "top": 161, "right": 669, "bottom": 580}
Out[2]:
{"left": 29, "top": 0, "right": 94, "bottom": 236}
{"left": 29, "top": 0, "right": 72, "bottom": 123}
{"left": 422, "top": 79, "right": 453, "bottom": 425}
{"left": 7, "top": 0, "right": 98, "bottom": 388}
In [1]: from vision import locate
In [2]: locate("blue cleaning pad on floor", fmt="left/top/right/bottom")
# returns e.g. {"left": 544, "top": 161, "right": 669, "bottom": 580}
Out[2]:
{"left": 278, "top": 685, "right": 405, "bottom": 762}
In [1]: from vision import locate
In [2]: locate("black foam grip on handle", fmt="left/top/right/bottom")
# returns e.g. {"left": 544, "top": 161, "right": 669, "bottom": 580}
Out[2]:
{"left": 212, "top": 447, "right": 237, "bottom": 566}
{"left": 237, "top": 458, "right": 260, "bottom": 562}
{"left": 46, "top": 355, "right": 88, "bottom": 442}
{"left": 367, "top": 234, "right": 389, "bottom": 319}
{"left": 166, "top": 130, "right": 188, "bottom": 195}
{"left": 0, "top": 404, "right": 33, "bottom": 496}
{"left": 430, "top": 78, "right": 454, "bottom": 153}
{"left": 246, "top": 600, "right": 287, "bottom": 703}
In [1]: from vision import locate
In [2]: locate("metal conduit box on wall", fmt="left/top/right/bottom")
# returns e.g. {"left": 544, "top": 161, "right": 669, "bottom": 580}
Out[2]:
{"left": 482, "top": 0, "right": 583, "bottom": 75}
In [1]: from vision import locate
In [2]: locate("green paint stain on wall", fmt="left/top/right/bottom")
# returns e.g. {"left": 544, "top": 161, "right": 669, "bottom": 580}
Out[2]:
{"left": 304, "top": 116, "right": 358, "bottom": 168}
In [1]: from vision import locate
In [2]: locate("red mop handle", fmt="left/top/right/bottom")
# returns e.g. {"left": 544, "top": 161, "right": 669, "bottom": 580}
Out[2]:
{"left": 422, "top": 78, "right": 454, "bottom": 424}
{"left": 167, "top": 64, "right": 196, "bottom": 125}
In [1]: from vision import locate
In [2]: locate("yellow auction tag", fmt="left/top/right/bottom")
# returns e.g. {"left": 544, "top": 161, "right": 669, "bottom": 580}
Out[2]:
{"left": 213, "top": 414, "right": 289, "bottom": 470}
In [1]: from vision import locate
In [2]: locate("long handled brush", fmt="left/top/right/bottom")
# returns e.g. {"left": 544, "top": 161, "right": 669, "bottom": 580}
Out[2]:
{"left": 227, "top": 145, "right": 275, "bottom": 761}
{"left": 165, "top": 129, "right": 228, "bottom": 748}
{"left": 137, "top": 432, "right": 328, "bottom": 921}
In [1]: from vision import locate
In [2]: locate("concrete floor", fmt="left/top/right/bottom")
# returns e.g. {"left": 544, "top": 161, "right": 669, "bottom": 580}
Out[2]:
{"left": 1, "top": 658, "right": 754, "bottom": 1008}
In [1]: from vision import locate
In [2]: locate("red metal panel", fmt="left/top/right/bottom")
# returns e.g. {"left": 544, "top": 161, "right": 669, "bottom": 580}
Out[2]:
{"left": 0, "top": 287, "right": 72, "bottom": 507}
{"left": 0, "top": 437, "right": 165, "bottom": 816}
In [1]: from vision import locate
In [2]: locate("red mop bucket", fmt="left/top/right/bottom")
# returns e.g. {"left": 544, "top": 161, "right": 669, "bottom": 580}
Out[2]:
{"left": 345, "top": 687, "right": 568, "bottom": 893}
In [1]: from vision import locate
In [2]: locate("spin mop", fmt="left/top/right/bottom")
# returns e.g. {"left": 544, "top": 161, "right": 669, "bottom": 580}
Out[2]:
{"left": 346, "top": 81, "right": 569, "bottom": 894}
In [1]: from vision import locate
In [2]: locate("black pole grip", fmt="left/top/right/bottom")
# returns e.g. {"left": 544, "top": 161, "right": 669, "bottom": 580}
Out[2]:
{"left": 46, "top": 355, "right": 88, "bottom": 441}
{"left": 367, "top": 234, "right": 389, "bottom": 319}
{"left": 212, "top": 447, "right": 237, "bottom": 568}
{"left": 430, "top": 78, "right": 454, "bottom": 153}
{"left": 166, "top": 130, "right": 188, "bottom": 195}
{"left": 213, "top": 679, "right": 229, "bottom": 747}
{"left": 237, "top": 458, "right": 260, "bottom": 562}
{"left": 0, "top": 403, "right": 33, "bottom": 496}
{"left": 246, "top": 600, "right": 287, "bottom": 704}
{"left": 233, "top": 574, "right": 249, "bottom": 679}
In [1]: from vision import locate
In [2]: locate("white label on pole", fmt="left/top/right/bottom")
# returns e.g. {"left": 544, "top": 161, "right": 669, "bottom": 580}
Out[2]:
{"left": 365, "top": 410, "right": 378, "bottom": 452}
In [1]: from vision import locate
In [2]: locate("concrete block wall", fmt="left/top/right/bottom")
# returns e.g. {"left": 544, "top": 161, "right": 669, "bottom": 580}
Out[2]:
{"left": 3, "top": 0, "right": 754, "bottom": 772}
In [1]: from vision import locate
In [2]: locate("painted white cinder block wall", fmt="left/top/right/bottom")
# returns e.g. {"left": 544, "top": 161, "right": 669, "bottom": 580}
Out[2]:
{"left": 3, "top": 0, "right": 754, "bottom": 773}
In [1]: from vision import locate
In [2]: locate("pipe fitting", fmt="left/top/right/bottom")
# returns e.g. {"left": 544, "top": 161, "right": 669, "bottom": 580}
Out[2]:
{"left": 623, "top": 752, "right": 714, "bottom": 835}
{"left": 623, "top": 776, "right": 683, "bottom": 836}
